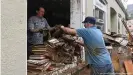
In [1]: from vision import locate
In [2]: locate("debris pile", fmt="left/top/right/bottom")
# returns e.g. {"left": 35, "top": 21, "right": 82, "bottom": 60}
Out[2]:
{"left": 27, "top": 26, "right": 82, "bottom": 74}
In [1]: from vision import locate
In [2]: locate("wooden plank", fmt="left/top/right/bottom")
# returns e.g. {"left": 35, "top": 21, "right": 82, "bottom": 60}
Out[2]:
{"left": 111, "top": 50, "right": 120, "bottom": 72}
{"left": 122, "top": 20, "right": 133, "bottom": 41}
{"left": 124, "top": 60, "right": 133, "bottom": 75}
{"left": 112, "top": 56, "right": 120, "bottom": 72}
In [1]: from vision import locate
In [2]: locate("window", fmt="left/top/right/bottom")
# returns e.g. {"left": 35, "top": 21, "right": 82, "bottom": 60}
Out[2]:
{"left": 94, "top": 7, "right": 105, "bottom": 32}
{"left": 99, "top": 10, "right": 104, "bottom": 20}
{"left": 95, "top": 8, "right": 99, "bottom": 19}
{"left": 95, "top": 7, "right": 104, "bottom": 20}
{"left": 27, "top": 0, "right": 70, "bottom": 27}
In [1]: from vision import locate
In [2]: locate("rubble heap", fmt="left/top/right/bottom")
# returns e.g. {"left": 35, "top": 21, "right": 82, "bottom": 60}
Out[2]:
{"left": 27, "top": 26, "right": 82, "bottom": 74}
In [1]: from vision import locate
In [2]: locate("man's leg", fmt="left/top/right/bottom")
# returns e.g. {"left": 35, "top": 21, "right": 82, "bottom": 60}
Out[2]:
{"left": 106, "top": 64, "right": 115, "bottom": 75}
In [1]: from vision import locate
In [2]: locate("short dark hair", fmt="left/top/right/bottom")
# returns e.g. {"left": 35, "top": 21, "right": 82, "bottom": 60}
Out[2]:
{"left": 36, "top": 7, "right": 44, "bottom": 11}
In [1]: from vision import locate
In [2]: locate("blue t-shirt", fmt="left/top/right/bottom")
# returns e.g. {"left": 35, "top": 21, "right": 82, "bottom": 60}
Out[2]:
{"left": 76, "top": 26, "right": 112, "bottom": 67}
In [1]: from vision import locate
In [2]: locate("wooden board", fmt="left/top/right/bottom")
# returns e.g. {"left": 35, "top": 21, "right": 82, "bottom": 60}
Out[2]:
{"left": 124, "top": 60, "right": 133, "bottom": 75}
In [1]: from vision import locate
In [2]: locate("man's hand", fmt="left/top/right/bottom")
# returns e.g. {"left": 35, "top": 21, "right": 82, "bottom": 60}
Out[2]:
{"left": 39, "top": 29, "right": 44, "bottom": 33}
{"left": 30, "top": 28, "right": 42, "bottom": 33}
{"left": 75, "top": 40, "right": 84, "bottom": 46}
{"left": 49, "top": 27, "right": 57, "bottom": 32}
{"left": 60, "top": 26, "right": 65, "bottom": 29}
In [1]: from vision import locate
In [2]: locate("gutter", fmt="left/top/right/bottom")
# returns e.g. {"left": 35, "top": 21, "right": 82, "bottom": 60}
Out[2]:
{"left": 115, "top": 0, "right": 129, "bottom": 20}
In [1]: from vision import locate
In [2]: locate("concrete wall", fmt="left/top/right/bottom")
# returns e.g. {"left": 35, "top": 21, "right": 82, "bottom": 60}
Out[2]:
{"left": 1, "top": 0, "right": 27, "bottom": 75}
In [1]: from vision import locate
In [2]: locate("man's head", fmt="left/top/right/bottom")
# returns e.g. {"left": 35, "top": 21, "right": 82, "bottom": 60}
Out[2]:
{"left": 36, "top": 7, "right": 45, "bottom": 17}
{"left": 82, "top": 16, "right": 96, "bottom": 28}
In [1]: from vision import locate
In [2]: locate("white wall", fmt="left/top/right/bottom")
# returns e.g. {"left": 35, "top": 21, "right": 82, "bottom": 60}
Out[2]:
{"left": 121, "top": 0, "right": 127, "bottom": 9}
{"left": 85, "top": 0, "right": 94, "bottom": 17}
{"left": 1, "top": 0, "right": 27, "bottom": 75}
{"left": 107, "top": 0, "right": 126, "bottom": 34}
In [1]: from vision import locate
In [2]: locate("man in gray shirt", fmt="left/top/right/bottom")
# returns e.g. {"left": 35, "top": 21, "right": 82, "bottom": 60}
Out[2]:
{"left": 28, "top": 7, "right": 50, "bottom": 45}
{"left": 27, "top": 7, "right": 50, "bottom": 59}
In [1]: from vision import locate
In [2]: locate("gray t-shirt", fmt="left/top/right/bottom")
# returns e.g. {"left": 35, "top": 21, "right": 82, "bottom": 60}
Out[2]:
{"left": 28, "top": 16, "right": 50, "bottom": 45}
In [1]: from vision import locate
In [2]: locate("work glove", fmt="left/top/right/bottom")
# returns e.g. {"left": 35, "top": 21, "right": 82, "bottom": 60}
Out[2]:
{"left": 39, "top": 29, "right": 44, "bottom": 34}
{"left": 39, "top": 27, "right": 49, "bottom": 33}
{"left": 60, "top": 26, "right": 65, "bottom": 29}
{"left": 49, "top": 27, "right": 56, "bottom": 32}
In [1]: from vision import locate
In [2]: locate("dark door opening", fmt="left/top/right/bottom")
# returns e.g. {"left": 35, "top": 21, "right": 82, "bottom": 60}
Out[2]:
{"left": 27, "top": 0, "right": 70, "bottom": 27}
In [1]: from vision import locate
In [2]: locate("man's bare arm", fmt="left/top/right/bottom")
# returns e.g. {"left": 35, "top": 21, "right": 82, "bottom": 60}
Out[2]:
{"left": 61, "top": 26, "right": 77, "bottom": 35}
{"left": 61, "top": 26, "right": 85, "bottom": 46}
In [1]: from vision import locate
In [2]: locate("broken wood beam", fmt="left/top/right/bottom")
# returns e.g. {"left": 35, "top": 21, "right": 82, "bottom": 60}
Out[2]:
{"left": 124, "top": 60, "right": 133, "bottom": 75}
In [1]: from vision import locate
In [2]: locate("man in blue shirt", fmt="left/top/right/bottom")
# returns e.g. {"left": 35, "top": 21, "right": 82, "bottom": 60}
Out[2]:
{"left": 60, "top": 16, "right": 114, "bottom": 75}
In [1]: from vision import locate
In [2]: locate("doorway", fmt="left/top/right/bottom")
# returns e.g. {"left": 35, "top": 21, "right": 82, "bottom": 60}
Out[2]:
{"left": 110, "top": 7, "right": 117, "bottom": 33}
{"left": 27, "top": 0, "right": 70, "bottom": 27}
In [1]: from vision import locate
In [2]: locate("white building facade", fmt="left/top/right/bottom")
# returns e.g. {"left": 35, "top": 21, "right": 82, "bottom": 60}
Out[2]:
{"left": 71, "top": 0, "right": 127, "bottom": 34}
{"left": 1, "top": 0, "right": 128, "bottom": 75}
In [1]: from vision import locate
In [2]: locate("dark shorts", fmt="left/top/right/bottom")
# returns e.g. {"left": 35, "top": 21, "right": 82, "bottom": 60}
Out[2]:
{"left": 90, "top": 64, "right": 115, "bottom": 75}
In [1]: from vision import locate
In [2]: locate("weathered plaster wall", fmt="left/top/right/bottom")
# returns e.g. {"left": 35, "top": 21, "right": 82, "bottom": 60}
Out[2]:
{"left": 70, "top": 0, "right": 93, "bottom": 29}
{"left": 0, "top": 0, "right": 1, "bottom": 74}
{"left": 70, "top": 0, "right": 81, "bottom": 29}
{"left": 1, "top": 0, "right": 27, "bottom": 75}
